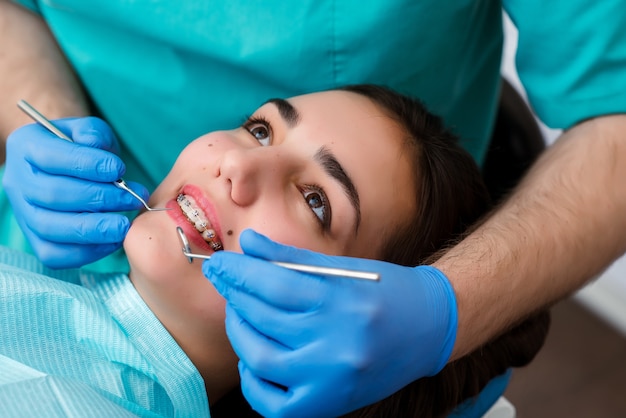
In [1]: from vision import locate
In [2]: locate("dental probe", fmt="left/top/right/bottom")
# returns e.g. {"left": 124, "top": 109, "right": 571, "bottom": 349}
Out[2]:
{"left": 176, "top": 227, "right": 380, "bottom": 281}
{"left": 17, "top": 100, "right": 170, "bottom": 212}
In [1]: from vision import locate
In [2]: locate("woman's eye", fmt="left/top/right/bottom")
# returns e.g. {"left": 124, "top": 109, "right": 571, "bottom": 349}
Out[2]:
{"left": 302, "top": 187, "right": 331, "bottom": 230}
{"left": 244, "top": 118, "right": 272, "bottom": 146}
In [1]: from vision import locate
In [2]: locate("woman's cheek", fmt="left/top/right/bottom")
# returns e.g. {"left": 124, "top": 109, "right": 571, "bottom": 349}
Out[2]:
{"left": 249, "top": 220, "right": 327, "bottom": 253}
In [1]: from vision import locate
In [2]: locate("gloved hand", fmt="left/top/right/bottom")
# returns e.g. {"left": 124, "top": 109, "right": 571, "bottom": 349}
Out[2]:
{"left": 204, "top": 229, "right": 458, "bottom": 418}
{"left": 3, "top": 117, "right": 147, "bottom": 268}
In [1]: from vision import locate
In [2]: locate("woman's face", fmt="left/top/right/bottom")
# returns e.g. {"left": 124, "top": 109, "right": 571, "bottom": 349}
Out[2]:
{"left": 123, "top": 90, "right": 416, "bottom": 396}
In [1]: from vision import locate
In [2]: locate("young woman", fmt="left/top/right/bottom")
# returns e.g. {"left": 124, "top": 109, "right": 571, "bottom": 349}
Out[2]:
{"left": 0, "top": 85, "right": 549, "bottom": 417}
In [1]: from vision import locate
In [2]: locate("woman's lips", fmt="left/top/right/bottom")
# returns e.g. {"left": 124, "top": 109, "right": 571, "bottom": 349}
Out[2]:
{"left": 165, "top": 185, "right": 224, "bottom": 253}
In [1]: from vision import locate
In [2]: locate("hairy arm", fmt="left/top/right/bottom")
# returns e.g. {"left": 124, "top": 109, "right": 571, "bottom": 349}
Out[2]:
{"left": 0, "top": 0, "right": 88, "bottom": 163}
{"left": 435, "top": 114, "right": 626, "bottom": 360}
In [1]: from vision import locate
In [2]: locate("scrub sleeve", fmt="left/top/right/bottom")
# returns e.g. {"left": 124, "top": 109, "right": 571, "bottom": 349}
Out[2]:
{"left": 503, "top": 0, "right": 626, "bottom": 128}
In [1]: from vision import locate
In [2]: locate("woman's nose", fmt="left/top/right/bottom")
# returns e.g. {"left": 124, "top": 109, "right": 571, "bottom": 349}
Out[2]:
{"left": 218, "top": 147, "right": 284, "bottom": 206}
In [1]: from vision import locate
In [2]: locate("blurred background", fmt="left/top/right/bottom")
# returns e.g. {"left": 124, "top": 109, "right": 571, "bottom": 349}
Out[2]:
{"left": 500, "top": 13, "right": 626, "bottom": 417}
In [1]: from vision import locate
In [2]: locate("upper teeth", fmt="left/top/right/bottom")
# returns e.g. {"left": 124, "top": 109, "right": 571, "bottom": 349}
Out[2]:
{"left": 177, "top": 194, "right": 223, "bottom": 251}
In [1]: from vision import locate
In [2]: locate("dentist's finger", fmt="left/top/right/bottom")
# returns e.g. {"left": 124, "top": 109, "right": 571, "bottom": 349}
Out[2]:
{"left": 25, "top": 207, "right": 130, "bottom": 244}
{"left": 204, "top": 252, "right": 328, "bottom": 311}
{"left": 239, "top": 362, "right": 295, "bottom": 418}
{"left": 17, "top": 125, "right": 125, "bottom": 182}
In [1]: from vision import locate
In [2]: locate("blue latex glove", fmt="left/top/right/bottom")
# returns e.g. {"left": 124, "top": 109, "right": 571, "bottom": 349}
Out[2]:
{"left": 3, "top": 117, "right": 147, "bottom": 268}
{"left": 204, "top": 229, "right": 458, "bottom": 418}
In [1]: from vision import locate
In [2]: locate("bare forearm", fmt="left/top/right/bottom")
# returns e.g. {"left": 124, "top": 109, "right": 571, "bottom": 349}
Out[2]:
{"left": 0, "top": 0, "right": 88, "bottom": 162}
{"left": 434, "top": 114, "right": 626, "bottom": 360}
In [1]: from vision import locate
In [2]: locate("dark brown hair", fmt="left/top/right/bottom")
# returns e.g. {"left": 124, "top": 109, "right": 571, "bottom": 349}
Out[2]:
{"left": 339, "top": 84, "right": 550, "bottom": 418}
{"left": 339, "top": 84, "right": 492, "bottom": 267}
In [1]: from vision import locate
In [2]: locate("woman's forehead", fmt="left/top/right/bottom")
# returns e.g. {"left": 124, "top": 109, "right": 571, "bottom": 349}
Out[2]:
{"left": 289, "top": 90, "right": 382, "bottom": 119}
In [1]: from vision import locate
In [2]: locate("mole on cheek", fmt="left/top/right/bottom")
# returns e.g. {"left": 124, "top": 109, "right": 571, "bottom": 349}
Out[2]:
{"left": 227, "top": 230, "right": 233, "bottom": 236}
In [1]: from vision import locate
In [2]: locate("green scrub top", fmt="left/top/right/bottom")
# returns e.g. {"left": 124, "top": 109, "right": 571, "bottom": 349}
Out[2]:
{"left": 3, "top": 0, "right": 626, "bottom": 272}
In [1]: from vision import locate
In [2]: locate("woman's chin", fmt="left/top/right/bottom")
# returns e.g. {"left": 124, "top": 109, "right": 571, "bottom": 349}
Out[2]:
{"left": 124, "top": 217, "right": 184, "bottom": 285}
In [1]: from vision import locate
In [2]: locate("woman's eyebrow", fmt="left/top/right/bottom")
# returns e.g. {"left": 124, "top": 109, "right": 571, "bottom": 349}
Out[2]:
{"left": 314, "top": 146, "right": 361, "bottom": 233}
{"left": 263, "top": 98, "right": 361, "bottom": 232}
{"left": 264, "top": 98, "right": 301, "bottom": 127}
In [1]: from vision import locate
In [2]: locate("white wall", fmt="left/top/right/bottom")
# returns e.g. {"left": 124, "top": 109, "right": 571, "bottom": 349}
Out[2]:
{"left": 502, "top": 14, "right": 626, "bottom": 336}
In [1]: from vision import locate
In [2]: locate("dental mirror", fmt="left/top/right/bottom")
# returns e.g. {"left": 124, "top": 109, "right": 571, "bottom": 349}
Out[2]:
{"left": 175, "top": 227, "right": 380, "bottom": 281}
